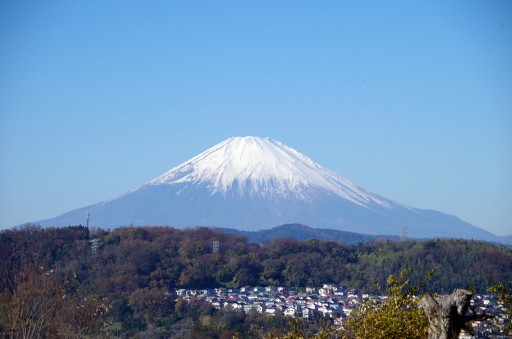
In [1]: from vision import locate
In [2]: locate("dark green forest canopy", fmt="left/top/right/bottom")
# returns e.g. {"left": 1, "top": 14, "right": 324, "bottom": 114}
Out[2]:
{"left": 1, "top": 224, "right": 511, "bottom": 294}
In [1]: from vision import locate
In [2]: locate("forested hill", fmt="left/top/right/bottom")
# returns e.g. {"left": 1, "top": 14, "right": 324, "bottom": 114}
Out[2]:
{"left": 1, "top": 225, "right": 510, "bottom": 295}
{"left": 2, "top": 225, "right": 511, "bottom": 336}
{"left": 215, "top": 223, "right": 400, "bottom": 245}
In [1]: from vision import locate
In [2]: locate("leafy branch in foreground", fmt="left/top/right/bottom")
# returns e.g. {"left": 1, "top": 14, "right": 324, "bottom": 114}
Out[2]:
{"left": 341, "top": 269, "right": 433, "bottom": 339}
{"left": 488, "top": 280, "right": 512, "bottom": 334}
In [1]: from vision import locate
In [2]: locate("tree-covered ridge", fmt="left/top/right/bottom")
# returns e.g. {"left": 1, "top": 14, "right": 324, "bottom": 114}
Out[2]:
{"left": 1, "top": 225, "right": 511, "bottom": 337}
{"left": 1, "top": 225, "right": 511, "bottom": 293}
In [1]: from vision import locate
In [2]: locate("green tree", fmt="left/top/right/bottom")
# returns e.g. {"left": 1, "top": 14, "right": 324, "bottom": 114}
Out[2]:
{"left": 342, "top": 269, "right": 432, "bottom": 339}
{"left": 488, "top": 280, "right": 512, "bottom": 334}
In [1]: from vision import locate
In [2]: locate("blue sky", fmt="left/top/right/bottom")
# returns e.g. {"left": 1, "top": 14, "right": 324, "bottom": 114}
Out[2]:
{"left": 1, "top": 1, "right": 511, "bottom": 235}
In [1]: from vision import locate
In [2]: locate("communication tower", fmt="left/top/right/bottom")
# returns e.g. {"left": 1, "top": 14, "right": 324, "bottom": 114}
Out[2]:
{"left": 400, "top": 226, "right": 408, "bottom": 242}
{"left": 213, "top": 241, "right": 220, "bottom": 254}
{"left": 86, "top": 212, "right": 90, "bottom": 229}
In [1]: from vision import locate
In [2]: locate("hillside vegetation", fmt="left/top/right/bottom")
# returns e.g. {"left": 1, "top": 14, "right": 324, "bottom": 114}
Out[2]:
{"left": 1, "top": 225, "right": 511, "bottom": 337}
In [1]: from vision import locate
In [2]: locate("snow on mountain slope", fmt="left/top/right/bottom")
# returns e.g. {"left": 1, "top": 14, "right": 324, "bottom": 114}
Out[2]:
{"left": 148, "top": 136, "right": 390, "bottom": 207}
{"left": 36, "top": 136, "right": 505, "bottom": 243}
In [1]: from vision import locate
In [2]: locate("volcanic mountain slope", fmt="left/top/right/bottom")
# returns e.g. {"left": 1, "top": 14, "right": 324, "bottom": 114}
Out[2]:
{"left": 37, "top": 136, "right": 501, "bottom": 242}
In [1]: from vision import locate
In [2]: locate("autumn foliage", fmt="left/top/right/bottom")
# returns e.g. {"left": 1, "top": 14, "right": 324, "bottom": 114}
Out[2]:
{"left": 1, "top": 224, "right": 511, "bottom": 337}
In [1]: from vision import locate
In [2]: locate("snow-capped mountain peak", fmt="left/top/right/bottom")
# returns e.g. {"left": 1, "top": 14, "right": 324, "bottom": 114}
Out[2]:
{"left": 36, "top": 135, "right": 502, "bottom": 243}
{"left": 149, "top": 136, "right": 389, "bottom": 207}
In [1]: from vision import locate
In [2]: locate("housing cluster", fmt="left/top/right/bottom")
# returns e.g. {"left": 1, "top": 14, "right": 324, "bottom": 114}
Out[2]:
{"left": 175, "top": 284, "right": 509, "bottom": 336}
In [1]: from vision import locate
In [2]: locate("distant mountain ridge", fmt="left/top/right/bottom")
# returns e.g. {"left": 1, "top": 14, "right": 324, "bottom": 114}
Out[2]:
{"left": 36, "top": 136, "right": 508, "bottom": 244}
{"left": 216, "top": 224, "right": 400, "bottom": 245}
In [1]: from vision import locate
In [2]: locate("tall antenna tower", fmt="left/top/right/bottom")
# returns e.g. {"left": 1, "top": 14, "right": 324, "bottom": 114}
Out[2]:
{"left": 212, "top": 241, "right": 220, "bottom": 254}
{"left": 400, "top": 226, "right": 408, "bottom": 242}
{"left": 86, "top": 212, "right": 90, "bottom": 229}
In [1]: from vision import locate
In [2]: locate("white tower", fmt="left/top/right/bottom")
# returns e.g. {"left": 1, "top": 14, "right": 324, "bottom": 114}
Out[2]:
{"left": 400, "top": 226, "right": 408, "bottom": 242}
{"left": 213, "top": 241, "right": 220, "bottom": 254}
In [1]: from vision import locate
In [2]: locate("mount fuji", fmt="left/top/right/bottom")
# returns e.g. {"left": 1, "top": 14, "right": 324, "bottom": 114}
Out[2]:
{"left": 37, "top": 136, "right": 502, "bottom": 242}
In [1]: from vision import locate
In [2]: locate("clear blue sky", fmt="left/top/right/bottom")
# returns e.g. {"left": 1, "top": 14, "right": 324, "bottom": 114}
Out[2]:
{"left": 1, "top": 1, "right": 511, "bottom": 235}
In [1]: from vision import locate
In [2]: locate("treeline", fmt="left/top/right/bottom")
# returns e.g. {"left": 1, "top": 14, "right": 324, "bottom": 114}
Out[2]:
{"left": 1, "top": 224, "right": 511, "bottom": 337}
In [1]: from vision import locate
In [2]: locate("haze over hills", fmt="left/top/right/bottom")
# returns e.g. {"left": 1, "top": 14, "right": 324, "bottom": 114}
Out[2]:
{"left": 216, "top": 224, "right": 400, "bottom": 245}
{"left": 37, "top": 136, "right": 508, "bottom": 244}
